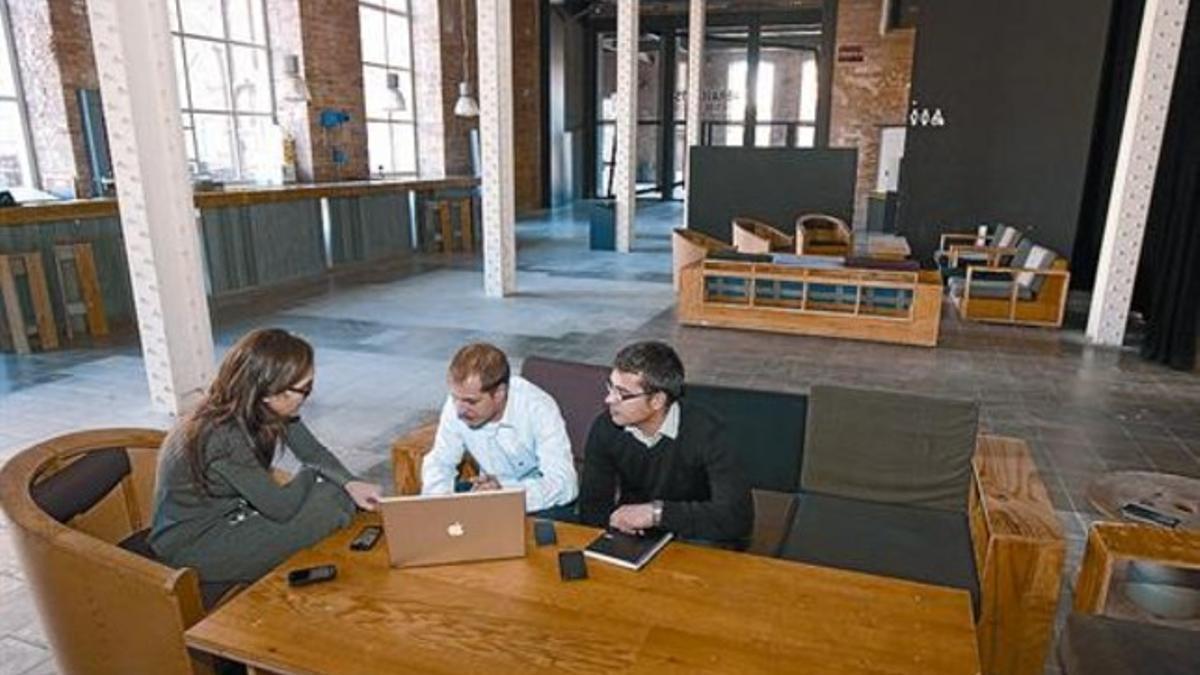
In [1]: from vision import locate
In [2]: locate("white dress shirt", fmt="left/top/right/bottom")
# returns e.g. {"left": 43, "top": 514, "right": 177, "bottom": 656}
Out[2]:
{"left": 421, "top": 375, "right": 578, "bottom": 512}
{"left": 625, "top": 402, "right": 680, "bottom": 448}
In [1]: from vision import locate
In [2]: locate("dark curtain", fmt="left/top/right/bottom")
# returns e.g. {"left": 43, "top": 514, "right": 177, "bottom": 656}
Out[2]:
{"left": 1070, "top": 0, "right": 1145, "bottom": 290}
{"left": 1135, "top": 0, "right": 1200, "bottom": 370}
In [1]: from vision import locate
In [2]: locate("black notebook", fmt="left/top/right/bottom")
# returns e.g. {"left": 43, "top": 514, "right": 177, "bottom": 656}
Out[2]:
{"left": 584, "top": 529, "right": 673, "bottom": 571}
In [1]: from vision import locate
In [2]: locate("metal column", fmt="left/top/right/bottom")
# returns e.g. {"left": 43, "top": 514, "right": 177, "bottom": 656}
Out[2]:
{"left": 476, "top": 0, "right": 517, "bottom": 296}
{"left": 683, "top": 0, "right": 706, "bottom": 226}
{"left": 86, "top": 0, "right": 214, "bottom": 414}
{"left": 1087, "top": 0, "right": 1190, "bottom": 345}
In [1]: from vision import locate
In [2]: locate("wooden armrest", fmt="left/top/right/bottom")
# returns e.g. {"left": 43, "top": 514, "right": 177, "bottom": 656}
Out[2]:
{"left": 970, "top": 434, "right": 1065, "bottom": 675}
{"left": 390, "top": 420, "right": 439, "bottom": 495}
{"left": 1074, "top": 522, "right": 1200, "bottom": 615}
{"left": 970, "top": 265, "right": 1070, "bottom": 278}
{"left": 939, "top": 232, "right": 983, "bottom": 249}
{"left": 948, "top": 245, "right": 1017, "bottom": 267}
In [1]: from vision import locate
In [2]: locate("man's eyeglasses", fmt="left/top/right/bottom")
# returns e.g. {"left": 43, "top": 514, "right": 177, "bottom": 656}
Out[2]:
{"left": 604, "top": 381, "right": 652, "bottom": 402}
{"left": 287, "top": 382, "right": 314, "bottom": 398}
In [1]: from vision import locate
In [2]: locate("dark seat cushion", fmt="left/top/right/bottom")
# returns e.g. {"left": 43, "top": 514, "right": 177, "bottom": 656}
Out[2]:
{"left": 802, "top": 384, "right": 978, "bottom": 512}
{"left": 1059, "top": 614, "right": 1200, "bottom": 675}
{"left": 707, "top": 249, "right": 774, "bottom": 263}
{"left": 687, "top": 383, "right": 806, "bottom": 493}
{"left": 118, "top": 529, "right": 239, "bottom": 611}
{"left": 520, "top": 356, "right": 609, "bottom": 464}
{"left": 30, "top": 447, "right": 130, "bottom": 523}
{"left": 779, "top": 491, "right": 980, "bottom": 615}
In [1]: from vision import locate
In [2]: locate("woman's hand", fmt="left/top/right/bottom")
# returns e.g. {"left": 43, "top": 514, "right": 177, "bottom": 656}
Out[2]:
{"left": 344, "top": 481, "right": 383, "bottom": 511}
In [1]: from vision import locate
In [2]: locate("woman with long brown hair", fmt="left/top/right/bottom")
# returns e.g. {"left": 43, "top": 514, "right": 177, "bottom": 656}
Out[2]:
{"left": 149, "top": 328, "right": 381, "bottom": 584}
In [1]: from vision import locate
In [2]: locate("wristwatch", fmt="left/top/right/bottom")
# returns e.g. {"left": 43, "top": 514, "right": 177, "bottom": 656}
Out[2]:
{"left": 651, "top": 500, "right": 664, "bottom": 527}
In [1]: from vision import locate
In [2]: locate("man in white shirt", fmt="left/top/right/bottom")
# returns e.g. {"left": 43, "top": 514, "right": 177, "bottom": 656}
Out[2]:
{"left": 421, "top": 342, "right": 578, "bottom": 517}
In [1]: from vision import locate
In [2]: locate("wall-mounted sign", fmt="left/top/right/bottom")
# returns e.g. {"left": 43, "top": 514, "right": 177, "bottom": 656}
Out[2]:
{"left": 837, "top": 44, "right": 865, "bottom": 63}
{"left": 908, "top": 102, "right": 946, "bottom": 128}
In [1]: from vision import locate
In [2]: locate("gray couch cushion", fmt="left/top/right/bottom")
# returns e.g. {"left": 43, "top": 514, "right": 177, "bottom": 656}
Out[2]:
{"left": 947, "top": 276, "right": 1035, "bottom": 301}
{"left": 802, "top": 384, "right": 978, "bottom": 512}
{"left": 688, "top": 384, "right": 806, "bottom": 493}
{"left": 521, "top": 356, "right": 609, "bottom": 466}
{"left": 1059, "top": 614, "right": 1200, "bottom": 675}
{"left": 779, "top": 491, "right": 980, "bottom": 615}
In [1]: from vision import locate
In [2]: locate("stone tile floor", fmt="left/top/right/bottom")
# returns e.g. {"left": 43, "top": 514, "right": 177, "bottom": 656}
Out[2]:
{"left": 1, "top": 200, "right": 1198, "bottom": 673}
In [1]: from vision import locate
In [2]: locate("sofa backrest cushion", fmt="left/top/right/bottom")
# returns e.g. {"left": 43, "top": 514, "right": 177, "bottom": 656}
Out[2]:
{"left": 30, "top": 447, "right": 130, "bottom": 523}
{"left": 521, "top": 356, "right": 609, "bottom": 463}
{"left": 1016, "top": 244, "right": 1058, "bottom": 294}
{"left": 687, "top": 383, "right": 806, "bottom": 493}
{"left": 801, "top": 384, "right": 978, "bottom": 512}
{"left": 994, "top": 224, "right": 1022, "bottom": 248}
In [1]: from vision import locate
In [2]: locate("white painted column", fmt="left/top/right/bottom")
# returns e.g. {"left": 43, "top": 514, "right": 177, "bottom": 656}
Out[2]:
{"left": 613, "top": 0, "right": 639, "bottom": 253}
{"left": 476, "top": 0, "right": 517, "bottom": 296}
{"left": 87, "top": 0, "right": 214, "bottom": 414}
{"left": 1087, "top": 0, "right": 1190, "bottom": 346}
{"left": 683, "top": 0, "right": 706, "bottom": 226}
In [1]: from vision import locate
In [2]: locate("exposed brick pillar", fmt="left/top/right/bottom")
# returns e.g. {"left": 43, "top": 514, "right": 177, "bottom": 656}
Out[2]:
{"left": 298, "top": 0, "right": 369, "bottom": 181}
{"left": 830, "top": 0, "right": 914, "bottom": 228}
{"left": 8, "top": 0, "right": 97, "bottom": 197}
{"left": 438, "top": 0, "right": 478, "bottom": 177}
{"left": 511, "top": 0, "right": 541, "bottom": 212}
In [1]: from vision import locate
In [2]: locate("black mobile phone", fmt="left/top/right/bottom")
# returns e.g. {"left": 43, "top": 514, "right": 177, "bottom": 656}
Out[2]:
{"left": 350, "top": 525, "right": 383, "bottom": 551}
{"left": 1120, "top": 502, "right": 1181, "bottom": 528}
{"left": 287, "top": 564, "right": 337, "bottom": 587}
{"left": 533, "top": 519, "right": 557, "bottom": 546}
{"left": 558, "top": 550, "right": 588, "bottom": 581}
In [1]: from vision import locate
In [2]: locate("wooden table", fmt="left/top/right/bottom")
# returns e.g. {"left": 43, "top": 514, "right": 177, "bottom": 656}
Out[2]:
{"left": 186, "top": 516, "right": 980, "bottom": 674}
{"left": 853, "top": 233, "right": 912, "bottom": 261}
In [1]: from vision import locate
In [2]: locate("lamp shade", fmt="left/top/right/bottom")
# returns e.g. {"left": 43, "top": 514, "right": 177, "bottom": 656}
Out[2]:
{"left": 453, "top": 81, "right": 480, "bottom": 118}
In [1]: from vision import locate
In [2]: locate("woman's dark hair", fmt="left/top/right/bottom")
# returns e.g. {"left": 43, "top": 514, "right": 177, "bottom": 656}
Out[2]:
{"left": 613, "top": 341, "right": 685, "bottom": 403}
{"left": 179, "top": 328, "right": 314, "bottom": 492}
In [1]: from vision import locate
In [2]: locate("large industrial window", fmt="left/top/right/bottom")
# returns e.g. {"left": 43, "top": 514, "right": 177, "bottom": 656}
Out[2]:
{"left": 169, "top": 0, "right": 276, "bottom": 182}
{"left": 0, "top": 2, "right": 35, "bottom": 189}
{"left": 359, "top": 0, "right": 418, "bottom": 176}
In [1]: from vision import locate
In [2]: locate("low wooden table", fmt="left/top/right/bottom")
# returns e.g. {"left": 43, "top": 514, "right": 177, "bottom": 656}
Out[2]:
{"left": 186, "top": 516, "right": 980, "bottom": 674}
{"left": 853, "top": 233, "right": 912, "bottom": 261}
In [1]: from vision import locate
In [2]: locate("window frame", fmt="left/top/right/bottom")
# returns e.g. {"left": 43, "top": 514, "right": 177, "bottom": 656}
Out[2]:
{"left": 0, "top": 0, "right": 39, "bottom": 189}
{"left": 359, "top": 0, "right": 420, "bottom": 177}
{"left": 170, "top": 0, "right": 277, "bottom": 182}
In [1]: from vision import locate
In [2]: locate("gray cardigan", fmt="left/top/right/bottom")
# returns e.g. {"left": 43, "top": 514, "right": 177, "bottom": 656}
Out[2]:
{"left": 149, "top": 418, "right": 357, "bottom": 559}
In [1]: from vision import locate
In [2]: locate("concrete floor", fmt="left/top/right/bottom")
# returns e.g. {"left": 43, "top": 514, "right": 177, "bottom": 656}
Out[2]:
{"left": 2, "top": 200, "right": 1198, "bottom": 674}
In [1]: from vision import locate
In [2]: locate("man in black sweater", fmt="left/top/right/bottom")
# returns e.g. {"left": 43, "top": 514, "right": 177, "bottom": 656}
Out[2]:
{"left": 578, "top": 341, "right": 752, "bottom": 545}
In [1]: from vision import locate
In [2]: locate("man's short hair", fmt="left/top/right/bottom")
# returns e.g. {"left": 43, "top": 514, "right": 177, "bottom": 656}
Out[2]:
{"left": 449, "top": 343, "right": 511, "bottom": 392}
{"left": 613, "top": 341, "right": 685, "bottom": 402}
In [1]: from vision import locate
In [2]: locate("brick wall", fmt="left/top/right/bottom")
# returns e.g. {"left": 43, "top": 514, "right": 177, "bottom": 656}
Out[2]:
{"left": 298, "top": 0, "right": 369, "bottom": 181}
{"left": 511, "top": 0, "right": 542, "bottom": 212}
{"left": 830, "top": 0, "right": 914, "bottom": 227}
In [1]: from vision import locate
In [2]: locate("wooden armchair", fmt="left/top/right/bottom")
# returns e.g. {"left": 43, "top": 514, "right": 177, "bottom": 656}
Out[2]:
{"left": 672, "top": 228, "right": 732, "bottom": 291}
{"left": 795, "top": 213, "right": 852, "bottom": 257}
{"left": 0, "top": 429, "right": 217, "bottom": 675}
{"left": 1061, "top": 522, "right": 1200, "bottom": 674}
{"left": 950, "top": 257, "right": 1071, "bottom": 327}
{"left": 731, "top": 217, "right": 793, "bottom": 254}
{"left": 936, "top": 224, "right": 1024, "bottom": 274}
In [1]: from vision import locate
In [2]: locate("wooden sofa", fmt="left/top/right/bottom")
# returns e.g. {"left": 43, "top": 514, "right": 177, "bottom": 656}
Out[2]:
{"left": 731, "top": 217, "right": 794, "bottom": 253}
{"left": 0, "top": 429, "right": 221, "bottom": 675}
{"left": 392, "top": 356, "right": 1064, "bottom": 675}
{"left": 671, "top": 228, "right": 732, "bottom": 291}
{"left": 1060, "top": 522, "right": 1200, "bottom": 674}
{"left": 677, "top": 257, "right": 944, "bottom": 347}
{"left": 795, "top": 213, "right": 852, "bottom": 257}
{"left": 946, "top": 239, "right": 1072, "bottom": 328}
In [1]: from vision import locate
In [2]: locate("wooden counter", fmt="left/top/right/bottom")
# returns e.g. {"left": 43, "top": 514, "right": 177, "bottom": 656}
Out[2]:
{"left": 0, "top": 176, "right": 478, "bottom": 227}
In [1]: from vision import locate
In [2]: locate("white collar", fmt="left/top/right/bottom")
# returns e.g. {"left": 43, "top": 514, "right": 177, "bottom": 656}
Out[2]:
{"left": 625, "top": 401, "right": 680, "bottom": 448}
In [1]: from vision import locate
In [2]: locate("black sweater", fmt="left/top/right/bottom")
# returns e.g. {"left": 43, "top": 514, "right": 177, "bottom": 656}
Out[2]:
{"left": 578, "top": 402, "right": 752, "bottom": 542}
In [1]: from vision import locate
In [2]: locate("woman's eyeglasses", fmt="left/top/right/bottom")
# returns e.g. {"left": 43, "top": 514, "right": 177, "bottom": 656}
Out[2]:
{"left": 287, "top": 382, "right": 314, "bottom": 398}
{"left": 604, "top": 381, "right": 652, "bottom": 402}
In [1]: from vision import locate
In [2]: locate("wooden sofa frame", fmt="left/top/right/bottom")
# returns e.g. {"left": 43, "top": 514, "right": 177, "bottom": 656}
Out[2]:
{"left": 391, "top": 424, "right": 1063, "bottom": 675}
{"left": 1073, "top": 521, "right": 1200, "bottom": 616}
{"left": 954, "top": 260, "right": 1071, "bottom": 328}
{"left": 795, "top": 213, "right": 853, "bottom": 257}
{"left": 0, "top": 429, "right": 216, "bottom": 675}
{"left": 672, "top": 228, "right": 732, "bottom": 291}
{"left": 677, "top": 258, "right": 944, "bottom": 347}
{"left": 732, "top": 217, "right": 794, "bottom": 254}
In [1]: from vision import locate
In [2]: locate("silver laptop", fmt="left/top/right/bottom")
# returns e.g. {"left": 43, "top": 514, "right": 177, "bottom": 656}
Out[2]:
{"left": 377, "top": 488, "right": 526, "bottom": 567}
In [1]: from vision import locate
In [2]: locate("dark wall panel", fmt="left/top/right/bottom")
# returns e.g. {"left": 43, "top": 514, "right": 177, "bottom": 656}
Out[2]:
{"left": 687, "top": 147, "right": 857, "bottom": 242}
{"left": 897, "top": 0, "right": 1113, "bottom": 261}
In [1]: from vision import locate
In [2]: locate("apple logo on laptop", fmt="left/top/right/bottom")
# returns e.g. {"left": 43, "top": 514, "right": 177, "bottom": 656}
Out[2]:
{"left": 447, "top": 521, "right": 465, "bottom": 538}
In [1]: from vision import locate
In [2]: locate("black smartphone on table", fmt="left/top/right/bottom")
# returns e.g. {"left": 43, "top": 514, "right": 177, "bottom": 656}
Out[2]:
{"left": 350, "top": 525, "right": 383, "bottom": 551}
{"left": 558, "top": 550, "right": 588, "bottom": 581}
{"left": 533, "top": 519, "right": 557, "bottom": 546}
{"left": 1120, "top": 502, "right": 1181, "bottom": 528}
{"left": 287, "top": 564, "right": 337, "bottom": 587}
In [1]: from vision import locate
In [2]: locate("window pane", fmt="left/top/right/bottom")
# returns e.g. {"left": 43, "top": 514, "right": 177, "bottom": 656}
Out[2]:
{"left": 360, "top": 6, "right": 386, "bottom": 65}
{"left": 386, "top": 0, "right": 410, "bottom": 12}
{"left": 230, "top": 45, "right": 271, "bottom": 113}
{"left": 180, "top": 0, "right": 225, "bottom": 39}
{"left": 0, "top": 11, "right": 15, "bottom": 97}
{"left": 0, "top": 101, "right": 31, "bottom": 188}
{"left": 168, "top": 0, "right": 181, "bottom": 31}
{"left": 225, "top": 0, "right": 266, "bottom": 45}
{"left": 362, "top": 65, "right": 391, "bottom": 120}
{"left": 385, "top": 13, "right": 411, "bottom": 69}
{"left": 193, "top": 113, "right": 236, "bottom": 179}
{"left": 367, "top": 121, "right": 393, "bottom": 174}
{"left": 236, "top": 115, "right": 280, "bottom": 180}
{"left": 173, "top": 37, "right": 190, "bottom": 108}
{"left": 184, "top": 38, "right": 230, "bottom": 110}
{"left": 391, "top": 123, "right": 416, "bottom": 174}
